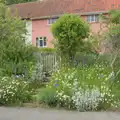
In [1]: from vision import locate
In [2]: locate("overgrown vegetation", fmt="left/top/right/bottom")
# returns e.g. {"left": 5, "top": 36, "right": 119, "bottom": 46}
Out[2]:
{"left": 0, "top": 4, "right": 35, "bottom": 77}
{"left": 101, "top": 10, "right": 120, "bottom": 79}
{"left": 35, "top": 88, "right": 57, "bottom": 106}
{"left": 0, "top": 3, "right": 35, "bottom": 105}
{"left": 35, "top": 11, "right": 120, "bottom": 111}
{"left": 46, "top": 65, "right": 116, "bottom": 111}
{"left": 0, "top": 2, "right": 120, "bottom": 112}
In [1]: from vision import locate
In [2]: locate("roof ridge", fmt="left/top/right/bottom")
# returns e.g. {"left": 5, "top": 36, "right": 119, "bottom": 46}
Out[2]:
{"left": 10, "top": 0, "right": 120, "bottom": 19}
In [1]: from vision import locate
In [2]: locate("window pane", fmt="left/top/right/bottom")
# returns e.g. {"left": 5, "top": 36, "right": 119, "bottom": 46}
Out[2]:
{"left": 48, "top": 19, "right": 52, "bottom": 24}
{"left": 87, "top": 16, "right": 91, "bottom": 22}
{"left": 51, "top": 19, "right": 53, "bottom": 24}
{"left": 36, "top": 37, "right": 39, "bottom": 47}
{"left": 40, "top": 40, "right": 43, "bottom": 47}
{"left": 87, "top": 15, "right": 99, "bottom": 22}
{"left": 53, "top": 18, "right": 57, "bottom": 23}
{"left": 91, "top": 15, "right": 94, "bottom": 21}
{"left": 48, "top": 18, "right": 58, "bottom": 24}
{"left": 44, "top": 40, "right": 46, "bottom": 46}
{"left": 48, "top": 19, "right": 51, "bottom": 24}
{"left": 44, "top": 37, "right": 47, "bottom": 46}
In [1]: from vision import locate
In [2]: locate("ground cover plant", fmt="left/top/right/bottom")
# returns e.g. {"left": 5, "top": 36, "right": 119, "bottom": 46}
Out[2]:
{"left": 34, "top": 11, "right": 120, "bottom": 111}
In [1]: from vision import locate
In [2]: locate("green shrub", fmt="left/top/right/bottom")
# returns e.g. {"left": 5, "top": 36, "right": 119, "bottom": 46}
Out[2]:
{"left": 33, "top": 47, "right": 56, "bottom": 53}
{"left": 74, "top": 52, "right": 97, "bottom": 66}
{"left": 0, "top": 4, "right": 36, "bottom": 77}
{"left": 48, "top": 64, "right": 117, "bottom": 111}
{"left": 51, "top": 14, "right": 89, "bottom": 62}
{"left": 0, "top": 77, "right": 32, "bottom": 105}
{"left": 35, "top": 88, "right": 57, "bottom": 106}
{"left": 74, "top": 53, "right": 112, "bottom": 67}
{"left": 38, "top": 48, "right": 56, "bottom": 53}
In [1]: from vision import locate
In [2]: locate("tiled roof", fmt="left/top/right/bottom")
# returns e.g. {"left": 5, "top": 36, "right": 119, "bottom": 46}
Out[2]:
{"left": 9, "top": 0, "right": 119, "bottom": 19}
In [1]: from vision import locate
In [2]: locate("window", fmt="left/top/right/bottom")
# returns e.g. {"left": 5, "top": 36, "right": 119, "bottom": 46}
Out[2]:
{"left": 48, "top": 18, "right": 58, "bottom": 24}
{"left": 36, "top": 37, "right": 47, "bottom": 47}
{"left": 87, "top": 15, "right": 99, "bottom": 23}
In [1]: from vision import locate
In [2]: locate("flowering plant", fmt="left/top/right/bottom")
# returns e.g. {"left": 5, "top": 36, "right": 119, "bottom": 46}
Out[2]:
{"left": 72, "top": 80, "right": 115, "bottom": 111}
{"left": 48, "top": 64, "right": 117, "bottom": 110}
{"left": 0, "top": 77, "right": 32, "bottom": 105}
{"left": 48, "top": 67, "right": 76, "bottom": 108}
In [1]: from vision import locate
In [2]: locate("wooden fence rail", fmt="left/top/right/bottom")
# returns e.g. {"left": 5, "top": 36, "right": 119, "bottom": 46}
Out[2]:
{"left": 35, "top": 52, "right": 60, "bottom": 73}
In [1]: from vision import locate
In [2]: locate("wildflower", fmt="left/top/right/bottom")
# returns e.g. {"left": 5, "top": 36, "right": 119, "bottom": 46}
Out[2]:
{"left": 54, "top": 83, "right": 59, "bottom": 88}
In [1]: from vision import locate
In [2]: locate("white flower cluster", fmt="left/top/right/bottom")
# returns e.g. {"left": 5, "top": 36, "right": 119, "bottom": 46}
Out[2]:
{"left": 56, "top": 90, "right": 72, "bottom": 108}
{"left": 49, "top": 65, "right": 117, "bottom": 110}
{"left": 0, "top": 77, "right": 30, "bottom": 104}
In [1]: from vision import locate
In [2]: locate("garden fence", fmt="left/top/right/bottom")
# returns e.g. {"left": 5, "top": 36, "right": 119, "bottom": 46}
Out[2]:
{"left": 35, "top": 52, "right": 60, "bottom": 73}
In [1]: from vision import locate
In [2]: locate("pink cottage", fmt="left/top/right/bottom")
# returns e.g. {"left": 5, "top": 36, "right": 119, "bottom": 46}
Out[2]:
{"left": 10, "top": 0, "right": 120, "bottom": 48}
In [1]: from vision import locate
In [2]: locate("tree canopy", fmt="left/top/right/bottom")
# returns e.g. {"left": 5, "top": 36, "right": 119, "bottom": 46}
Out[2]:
{"left": 51, "top": 14, "right": 89, "bottom": 63}
{"left": 0, "top": 0, "right": 36, "bottom": 5}
{"left": 0, "top": 3, "right": 35, "bottom": 76}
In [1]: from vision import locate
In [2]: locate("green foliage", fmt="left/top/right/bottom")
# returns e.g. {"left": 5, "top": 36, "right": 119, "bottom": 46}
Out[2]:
{"left": 37, "top": 48, "right": 56, "bottom": 53}
{"left": 103, "top": 10, "right": 120, "bottom": 51}
{"left": 6, "top": 0, "right": 36, "bottom": 5}
{"left": 107, "top": 10, "right": 120, "bottom": 51}
{"left": 75, "top": 52, "right": 98, "bottom": 66}
{"left": 108, "top": 11, "right": 120, "bottom": 78}
{"left": 29, "top": 46, "right": 56, "bottom": 53}
{"left": 101, "top": 10, "right": 120, "bottom": 25}
{"left": 0, "top": 0, "right": 5, "bottom": 3}
{"left": 49, "top": 64, "right": 112, "bottom": 89}
{"left": 48, "top": 64, "right": 118, "bottom": 110}
{"left": 51, "top": 14, "right": 89, "bottom": 62}
{"left": 100, "top": 10, "right": 120, "bottom": 80}
{"left": 0, "top": 76, "right": 32, "bottom": 105}
{"left": 35, "top": 87, "right": 57, "bottom": 106}
{"left": 109, "top": 10, "right": 120, "bottom": 24}
{"left": 0, "top": 4, "right": 35, "bottom": 77}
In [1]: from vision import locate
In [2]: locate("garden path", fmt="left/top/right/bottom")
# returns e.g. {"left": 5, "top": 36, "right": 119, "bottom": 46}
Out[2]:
{"left": 0, "top": 107, "right": 120, "bottom": 120}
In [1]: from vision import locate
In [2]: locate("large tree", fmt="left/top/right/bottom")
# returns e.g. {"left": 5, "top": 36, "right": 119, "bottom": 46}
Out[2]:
{"left": 51, "top": 14, "right": 89, "bottom": 63}
{"left": 0, "top": 3, "right": 35, "bottom": 76}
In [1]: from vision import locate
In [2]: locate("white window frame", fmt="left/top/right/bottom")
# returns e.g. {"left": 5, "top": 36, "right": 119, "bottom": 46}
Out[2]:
{"left": 48, "top": 18, "right": 58, "bottom": 25}
{"left": 87, "top": 15, "right": 99, "bottom": 23}
{"left": 36, "top": 37, "right": 47, "bottom": 48}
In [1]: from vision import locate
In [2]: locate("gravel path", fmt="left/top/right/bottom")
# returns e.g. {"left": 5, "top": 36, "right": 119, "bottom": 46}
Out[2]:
{"left": 0, "top": 107, "right": 120, "bottom": 120}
